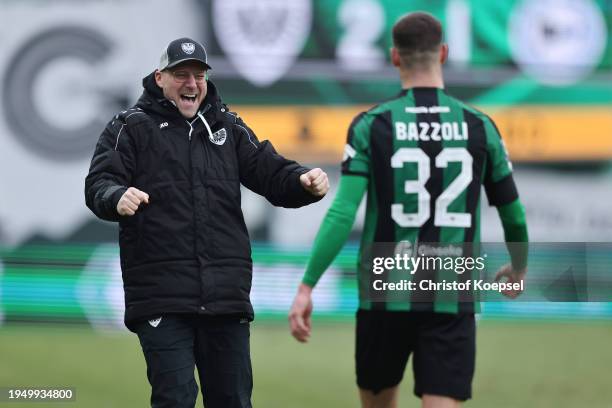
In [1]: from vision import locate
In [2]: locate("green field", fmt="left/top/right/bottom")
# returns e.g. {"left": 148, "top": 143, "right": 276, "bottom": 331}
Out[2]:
{"left": 1, "top": 320, "right": 611, "bottom": 407}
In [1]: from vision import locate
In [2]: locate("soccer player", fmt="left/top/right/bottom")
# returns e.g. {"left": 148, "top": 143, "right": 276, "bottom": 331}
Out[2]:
{"left": 288, "top": 12, "right": 528, "bottom": 408}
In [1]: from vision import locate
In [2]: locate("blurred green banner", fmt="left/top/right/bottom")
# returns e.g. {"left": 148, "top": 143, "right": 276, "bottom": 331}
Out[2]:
{"left": 1, "top": 243, "right": 612, "bottom": 330}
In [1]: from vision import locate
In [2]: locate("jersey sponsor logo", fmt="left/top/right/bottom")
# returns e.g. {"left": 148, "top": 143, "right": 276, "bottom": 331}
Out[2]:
{"left": 210, "top": 128, "right": 227, "bottom": 145}
{"left": 148, "top": 317, "right": 162, "bottom": 328}
{"left": 405, "top": 106, "right": 450, "bottom": 114}
{"left": 395, "top": 121, "right": 468, "bottom": 142}
{"left": 159, "top": 122, "right": 168, "bottom": 129}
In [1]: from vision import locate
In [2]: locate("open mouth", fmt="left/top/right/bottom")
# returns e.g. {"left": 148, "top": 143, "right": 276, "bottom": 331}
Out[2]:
{"left": 180, "top": 94, "right": 197, "bottom": 104}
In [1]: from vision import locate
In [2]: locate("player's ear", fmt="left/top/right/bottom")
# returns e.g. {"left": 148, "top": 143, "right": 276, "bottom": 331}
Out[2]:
{"left": 440, "top": 44, "right": 449, "bottom": 65}
{"left": 391, "top": 47, "right": 401, "bottom": 68}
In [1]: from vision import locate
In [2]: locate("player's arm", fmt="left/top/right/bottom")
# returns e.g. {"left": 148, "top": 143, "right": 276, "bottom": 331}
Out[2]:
{"left": 289, "top": 174, "right": 367, "bottom": 342}
{"left": 290, "top": 112, "right": 370, "bottom": 342}
{"left": 498, "top": 198, "right": 528, "bottom": 268}
{"left": 482, "top": 115, "right": 528, "bottom": 297}
{"left": 493, "top": 198, "right": 528, "bottom": 298}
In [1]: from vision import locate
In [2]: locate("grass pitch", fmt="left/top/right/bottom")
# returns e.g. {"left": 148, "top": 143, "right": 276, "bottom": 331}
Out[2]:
{"left": 0, "top": 320, "right": 611, "bottom": 407}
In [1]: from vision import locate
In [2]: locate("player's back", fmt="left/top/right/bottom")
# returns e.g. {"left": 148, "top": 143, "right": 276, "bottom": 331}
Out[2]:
{"left": 343, "top": 87, "right": 515, "bottom": 248}
{"left": 343, "top": 87, "right": 517, "bottom": 312}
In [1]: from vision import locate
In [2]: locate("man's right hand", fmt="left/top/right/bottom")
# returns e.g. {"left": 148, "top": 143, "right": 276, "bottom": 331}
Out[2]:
{"left": 289, "top": 283, "right": 314, "bottom": 343}
{"left": 116, "top": 187, "right": 150, "bottom": 216}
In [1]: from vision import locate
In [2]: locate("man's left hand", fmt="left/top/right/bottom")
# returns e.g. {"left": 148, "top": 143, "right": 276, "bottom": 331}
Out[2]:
{"left": 289, "top": 283, "right": 314, "bottom": 343}
{"left": 494, "top": 263, "right": 527, "bottom": 299}
{"left": 300, "top": 168, "right": 329, "bottom": 197}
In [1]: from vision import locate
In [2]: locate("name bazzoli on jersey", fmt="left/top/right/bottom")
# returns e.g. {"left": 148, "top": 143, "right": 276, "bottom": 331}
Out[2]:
{"left": 395, "top": 105, "right": 468, "bottom": 141}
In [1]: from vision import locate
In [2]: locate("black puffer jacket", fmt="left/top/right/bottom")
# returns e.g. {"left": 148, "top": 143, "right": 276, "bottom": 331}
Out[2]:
{"left": 85, "top": 73, "right": 320, "bottom": 329}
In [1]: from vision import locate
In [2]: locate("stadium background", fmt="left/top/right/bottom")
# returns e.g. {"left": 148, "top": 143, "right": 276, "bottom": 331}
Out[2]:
{"left": 0, "top": 0, "right": 611, "bottom": 406}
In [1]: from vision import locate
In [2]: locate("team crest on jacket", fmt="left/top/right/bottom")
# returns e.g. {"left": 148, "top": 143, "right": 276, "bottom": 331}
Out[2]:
{"left": 210, "top": 128, "right": 227, "bottom": 145}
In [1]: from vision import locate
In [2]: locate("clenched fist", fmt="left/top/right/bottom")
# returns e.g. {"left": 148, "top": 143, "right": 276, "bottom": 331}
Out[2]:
{"left": 299, "top": 168, "right": 329, "bottom": 197}
{"left": 117, "top": 187, "right": 150, "bottom": 216}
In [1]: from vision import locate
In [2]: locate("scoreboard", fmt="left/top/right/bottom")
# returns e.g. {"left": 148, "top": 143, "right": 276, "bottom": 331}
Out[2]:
{"left": 203, "top": 0, "right": 612, "bottom": 162}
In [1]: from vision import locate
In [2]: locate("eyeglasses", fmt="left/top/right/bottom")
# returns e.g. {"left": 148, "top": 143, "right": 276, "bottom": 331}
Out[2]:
{"left": 168, "top": 70, "right": 207, "bottom": 83}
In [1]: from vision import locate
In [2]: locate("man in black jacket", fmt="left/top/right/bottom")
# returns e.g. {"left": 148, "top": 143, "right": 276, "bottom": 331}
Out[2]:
{"left": 85, "top": 37, "right": 328, "bottom": 408}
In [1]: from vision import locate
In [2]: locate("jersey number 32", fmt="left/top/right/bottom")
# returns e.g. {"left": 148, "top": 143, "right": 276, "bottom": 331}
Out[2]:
{"left": 391, "top": 147, "right": 472, "bottom": 228}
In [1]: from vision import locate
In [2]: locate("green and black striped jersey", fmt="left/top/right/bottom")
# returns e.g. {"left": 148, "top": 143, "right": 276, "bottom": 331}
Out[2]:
{"left": 342, "top": 87, "right": 518, "bottom": 313}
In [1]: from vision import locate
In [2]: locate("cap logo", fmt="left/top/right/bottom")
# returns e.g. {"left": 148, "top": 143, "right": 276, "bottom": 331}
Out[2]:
{"left": 181, "top": 42, "right": 195, "bottom": 54}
